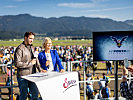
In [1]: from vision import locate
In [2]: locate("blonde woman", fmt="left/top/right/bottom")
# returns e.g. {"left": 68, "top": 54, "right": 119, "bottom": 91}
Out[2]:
{"left": 38, "top": 37, "right": 65, "bottom": 72}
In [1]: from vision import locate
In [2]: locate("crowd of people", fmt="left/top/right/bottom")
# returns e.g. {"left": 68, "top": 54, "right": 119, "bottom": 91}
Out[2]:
{"left": 0, "top": 41, "right": 94, "bottom": 74}
{"left": 86, "top": 71, "right": 111, "bottom": 100}
{"left": 0, "top": 44, "right": 93, "bottom": 65}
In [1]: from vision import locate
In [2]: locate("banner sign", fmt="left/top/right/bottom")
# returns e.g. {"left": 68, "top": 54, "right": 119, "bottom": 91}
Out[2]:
{"left": 93, "top": 31, "right": 133, "bottom": 61}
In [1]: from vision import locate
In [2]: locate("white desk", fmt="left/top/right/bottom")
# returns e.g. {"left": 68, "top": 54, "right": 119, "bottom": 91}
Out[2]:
{"left": 22, "top": 72, "right": 80, "bottom": 100}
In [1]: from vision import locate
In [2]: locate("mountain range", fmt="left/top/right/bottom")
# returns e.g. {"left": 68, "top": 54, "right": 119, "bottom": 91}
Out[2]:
{"left": 0, "top": 14, "right": 133, "bottom": 39}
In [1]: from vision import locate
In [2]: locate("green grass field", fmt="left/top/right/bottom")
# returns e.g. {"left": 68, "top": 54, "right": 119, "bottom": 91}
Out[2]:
{"left": 0, "top": 39, "right": 93, "bottom": 47}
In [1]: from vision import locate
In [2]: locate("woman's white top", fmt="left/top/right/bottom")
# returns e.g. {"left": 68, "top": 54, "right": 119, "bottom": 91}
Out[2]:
{"left": 45, "top": 53, "right": 54, "bottom": 71}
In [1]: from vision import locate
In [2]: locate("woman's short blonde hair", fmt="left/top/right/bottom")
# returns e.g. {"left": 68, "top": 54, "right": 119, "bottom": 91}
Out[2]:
{"left": 42, "top": 37, "right": 52, "bottom": 48}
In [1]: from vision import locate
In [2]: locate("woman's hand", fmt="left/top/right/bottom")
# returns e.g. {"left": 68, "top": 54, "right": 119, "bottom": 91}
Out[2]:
{"left": 46, "top": 60, "right": 50, "bottom": 67}
{"left": 60, "top": 69, "right": 65, "bottom": 73}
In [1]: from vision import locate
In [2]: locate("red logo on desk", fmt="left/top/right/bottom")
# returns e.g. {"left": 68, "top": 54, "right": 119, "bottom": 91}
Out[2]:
{"left": 63, "top": 78, "right": 68, "bottom": 88}
{"left": 63, "top": 78, "right": 77, "bottom": 93}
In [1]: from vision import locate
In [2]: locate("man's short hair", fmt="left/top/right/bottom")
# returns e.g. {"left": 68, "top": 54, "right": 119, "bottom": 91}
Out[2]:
{"left": 24, "top": 32, "right": 35, "bottom": 38}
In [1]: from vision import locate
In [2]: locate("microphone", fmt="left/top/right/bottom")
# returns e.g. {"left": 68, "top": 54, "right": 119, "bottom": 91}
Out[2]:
{"left": 47, "top": 65, "right": 49, "bottom": 69}
{"left": 47, "top": 54, "right": 50, "bottom": 69}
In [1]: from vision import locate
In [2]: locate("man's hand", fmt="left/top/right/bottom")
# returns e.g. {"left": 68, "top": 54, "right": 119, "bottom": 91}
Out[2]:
{"left": 122, "top": 66, "right": 128, "bottom": 82}
{"left": 31, "top": 58, "right": 36, "bottom": 65}
{"left": 41, "top": 70, "right": 47, "bottom": 73}
{"left": 123, "top": 66, "right": 128, "bottom": 76}
{"left": 127, "top": 65, "right": 133, "bottom": 75}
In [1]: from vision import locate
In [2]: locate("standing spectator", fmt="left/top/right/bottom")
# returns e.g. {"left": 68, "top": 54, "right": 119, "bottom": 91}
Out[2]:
{"left": 86, "top": 70, "right": 93, "bottom": 81}
{"left": 34, "top": 47, "right": 39, "bottom": 58}
{"left": 103, "top": 73, "right": 110, "bottom": 83}
{"left": 101, "top": 83, "right": 111, "bottom": 99}
{"left": 81, "top": 50, "right": 85, "bottom": 60}
{"left": 0, "top": 54, "right": 4, "bottom": 73}
{"left": 97, "top": 76, "right": 105, "bottom": 94}
{"left": 94, "top": 90, "right": 101, "bottom": 99}
{"left": 79, "top": 58, "right": 82, "bottom": 70}
{"left": 120, "top": 65, "right": 133, "bottom": 99}
{"left": 86, "top": 82, "right": 94, "bottom": 100}
{"left": 86, "top": 70, "right": 94, "bottom": 100}
{"left": 73, "top": 58, "right": 79, "bottom": 70}
{"left": 6, "top": 74, "right": 11, "bottom": 97}
{"left": 6, "top": 66, "right": 14, "bottom": 97}
{"left": 76, "top": 68, "right": 81, "bottom": 89}
{"left": 106, "top": 61, "right": 112, "bottom": 75}
{"left": 88, "top": 55, "right": 93, "bottom": 67}
{"left": 92, "top": 61, "right": 97, "bottom": 76}
{"left": 14, "top": 32, "right": 43, "bottom": 100}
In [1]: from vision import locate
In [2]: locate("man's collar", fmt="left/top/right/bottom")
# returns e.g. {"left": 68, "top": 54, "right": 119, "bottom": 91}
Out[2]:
{"left": 22, "top": 41, "right": 33, "bottom": 47}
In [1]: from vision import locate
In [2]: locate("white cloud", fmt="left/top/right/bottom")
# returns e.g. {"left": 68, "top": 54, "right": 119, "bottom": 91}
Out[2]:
{"left": 82, "top": 6, "right": 133, "bottom": 12}
{"left": 91, "top": 0, "right": 110, "bottom": 3}
{"left": 5, "top": 5, "right": 16, "bottom": 8}
{"left": 57, "top": 0, "right": 110, "bottom": 8}
{"left": 87, "top": 14, "right": 109, "bottom": 18}
{"left": 58, "top": 3, "right": 95, "bottom": 8}
{"left": 13, "top": 0, "right": 27, "bottom": 2}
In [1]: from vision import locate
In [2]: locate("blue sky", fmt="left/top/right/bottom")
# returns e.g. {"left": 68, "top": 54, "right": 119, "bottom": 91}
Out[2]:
{"left": 0, "top": 0, "right": 133, "bottom": 21}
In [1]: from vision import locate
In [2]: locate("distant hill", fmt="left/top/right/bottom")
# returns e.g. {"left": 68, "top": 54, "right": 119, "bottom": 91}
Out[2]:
{"left": 124, "top": 20, "right": 133, "bottom": 25}
{"left": 0, "top": 14, "right": 133, "bottom": 39}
